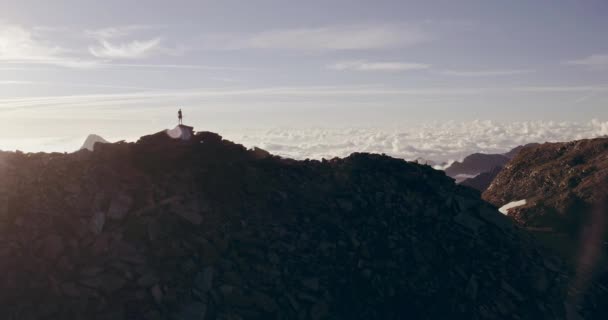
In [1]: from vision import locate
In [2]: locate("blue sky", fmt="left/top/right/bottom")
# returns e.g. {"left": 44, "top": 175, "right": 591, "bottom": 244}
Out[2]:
{"left": 0, "top": 0, "right": 607, "bottom": 155}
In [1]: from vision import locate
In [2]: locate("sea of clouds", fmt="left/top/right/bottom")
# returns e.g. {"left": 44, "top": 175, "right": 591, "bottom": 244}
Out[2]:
{"left": 222, "top": 120, "right": 608, "bottom": 163}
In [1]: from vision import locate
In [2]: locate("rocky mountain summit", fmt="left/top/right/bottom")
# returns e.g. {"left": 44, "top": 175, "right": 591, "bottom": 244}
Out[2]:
{"left": 0, "top": 128, "right": 606, "bottom": 319}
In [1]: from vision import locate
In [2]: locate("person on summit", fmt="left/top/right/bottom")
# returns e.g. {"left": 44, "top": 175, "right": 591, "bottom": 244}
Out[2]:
{"left": 178, "top": 108, "right": 183, "bottom": 125}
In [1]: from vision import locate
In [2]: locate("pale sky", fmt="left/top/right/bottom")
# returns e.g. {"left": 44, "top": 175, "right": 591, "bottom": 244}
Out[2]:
{"left": 1, "top": 0, "right": 607, "bottom": 158}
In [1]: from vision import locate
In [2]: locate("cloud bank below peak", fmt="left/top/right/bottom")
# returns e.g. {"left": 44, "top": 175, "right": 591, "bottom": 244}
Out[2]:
{"left": 222, "top": 120, "right": 608, "bottom": 163}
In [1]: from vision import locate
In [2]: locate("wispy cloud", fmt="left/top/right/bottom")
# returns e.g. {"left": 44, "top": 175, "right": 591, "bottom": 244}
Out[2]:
{"left": 0, "top": 24, "right": 184, "bottom": 67}
{"left": 203, "top": 24, "right": 430, "bottom": 51}
{"left": 100, "top": 63, "right": 251, "bottom": 71}
{"left": 89, "top": 38, "right": 162, "bottom": 59}
{"left": 0, "top": 80, "right": 154, "bottom": 90}
{"left": 84, "top": 25, "right": 160, "bottom": 39}
{"left": 86, "top": 24, "right": 186, "bottom": 59}
{"left": 328, "top": 60, "right": 430, "bottom": 72}
{"left": 2, "top": 84, "right": 608, "bottom": 112}
{"left": 0, "top": 80, "right": 39, "bottom": 85}
{"left": 0, "top": 23, "right": 100, "bottom": 68}
{"left": 437, "top": 69, "right": 535, "bottom": 77}
{"left": 566, "top": 54, "right": 608, "bottom": 69}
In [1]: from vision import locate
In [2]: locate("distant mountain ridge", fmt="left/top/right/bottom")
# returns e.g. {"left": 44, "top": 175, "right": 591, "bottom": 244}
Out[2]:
{"left": 445, "top": 153, "right": 510, "bottom": 181}
{"left": 80, "top": 134, "right": 109, "bottom": 151}
{"left": 447, "top": 143, "right": 541, "bottom": 190}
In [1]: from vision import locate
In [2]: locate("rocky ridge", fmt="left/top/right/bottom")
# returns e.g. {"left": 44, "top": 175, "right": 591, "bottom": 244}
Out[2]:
{"left": 0, "top": 128, "right": 606, "bottom": 319}
{"left": 483, "top": 138, "right": 608, "bottom": 232}
{"left": 445, "top": 153, "right": 510, "bottom": 181}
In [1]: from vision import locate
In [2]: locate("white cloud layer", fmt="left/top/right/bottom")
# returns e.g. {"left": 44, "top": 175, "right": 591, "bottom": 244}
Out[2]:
{"left": 328, "top": 60, "right": 430, "bottom": 72}
{"left": 221, "top": 120, "right": 608, "bottom": 162}
{"left": 0, "top": 23, "right": 99, "bottom": 68}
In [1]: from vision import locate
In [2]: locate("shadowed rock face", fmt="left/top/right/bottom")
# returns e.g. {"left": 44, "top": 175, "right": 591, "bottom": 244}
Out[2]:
{"left": 0, "top": 130, "right": 606, "bottom": 319}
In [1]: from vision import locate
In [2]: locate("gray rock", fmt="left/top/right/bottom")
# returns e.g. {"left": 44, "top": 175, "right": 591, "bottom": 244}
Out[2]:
{"left": 90, "top": 210, "right": 105, "bottom": 234}
{"left": 454, "top": 212, "right": 485, "bottom": 232}
{"left": 302, "top": 277, "right": 320, "bottom": 291}
{"left": 194, "top": 267, "right": 214, "bottom": 293}
{"left": 465, "top": 275, "right": 478, "bottom": 300}
{"left": 177, "top": 210, "right": 203, "bottom": 225}
{"left": 174, "top": 302, "right": 207, "bottom": 320}
{"left": 107, "top": 193, "right": 133, "bottom": 220}
{"left": 151, "top": 284, "right": 163, "bottom": 304}
{"left": 137, "top": 272, "right": 160, "bottom": 287}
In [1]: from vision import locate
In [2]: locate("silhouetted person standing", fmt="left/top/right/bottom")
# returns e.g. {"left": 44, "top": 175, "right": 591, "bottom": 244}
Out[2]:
{"left": 178, "top": 109, "right": 183, "bottom": 125}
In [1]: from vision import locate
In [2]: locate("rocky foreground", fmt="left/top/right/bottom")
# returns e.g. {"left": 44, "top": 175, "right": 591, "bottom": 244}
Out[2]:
{"left": 0, "top": 128, "right": 606, "bottom": 319}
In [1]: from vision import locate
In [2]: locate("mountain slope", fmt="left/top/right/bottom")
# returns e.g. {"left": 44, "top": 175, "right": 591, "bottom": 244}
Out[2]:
{"left": 0, "top": 129, "right": 606, "bottom": 319}
{"left": 483, "top": 138, "right": 608, "bottom": 297}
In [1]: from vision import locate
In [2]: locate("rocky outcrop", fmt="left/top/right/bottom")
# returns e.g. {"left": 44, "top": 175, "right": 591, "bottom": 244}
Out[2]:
{"left": 0, "top": 130, "right": 606, "bottom": 319}
{"left": 483, "top": 138, "right": 608, "bottom": 233}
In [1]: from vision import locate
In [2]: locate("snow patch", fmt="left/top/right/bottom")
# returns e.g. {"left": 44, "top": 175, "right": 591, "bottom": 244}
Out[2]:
{"left": 499, "top": 199, "right": 527, "bottom": 215}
